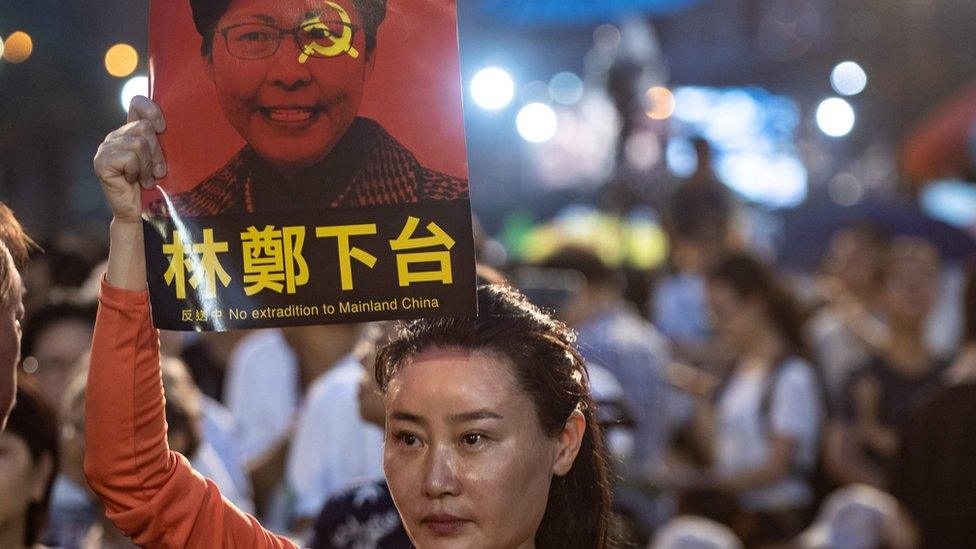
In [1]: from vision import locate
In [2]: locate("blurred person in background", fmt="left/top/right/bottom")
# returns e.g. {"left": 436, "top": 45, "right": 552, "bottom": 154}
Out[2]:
{"left": 223, "top": 321, "right": 361, "bottom": 527}
{"left": 0, "top": 378, "right": 58, "bottom": 549}
{"left": 286, "top": 323, "right": 385, "bottom": 532}
{"left": 21, "top": 300, "right": 97, "bottom": 411}
{"left": 825, "top": 237, "right": 947, "bottom": 490}
{"left": 59, "top": 355, "right": 250, "bottom": 548}
{"left": 890, "top": 263, "right": 976, "bottom": 548}
{"left": 795, "top": 484, "right": 917, "bottom": 549}
{"left": 649, "top": 515, "right": 742, "bottom": 549}
{"left": 162, "top": 355, "right": 255, "bottom": 514}
{"left": 310, "top": 322, "right": 411, "bottom": 549}
{"left": 807, "top": 223, "right": 889, "bottom": 406}
{"left": 21, "top": 235, "right": 102, "bottom": 318}
{"left": 0, "top": 201, "right": 34, "bottom": 431}
{"left": 650, "top": 161, "right": 738, "bottom": 367}
{"left": 179, "top": 329, "right": 247, "bottom": 403}
{"left": 658, "top": 252, "right": 824, "bottom": 546}
{"left": 541, "top": 245, "right": 683, "bottom": 475}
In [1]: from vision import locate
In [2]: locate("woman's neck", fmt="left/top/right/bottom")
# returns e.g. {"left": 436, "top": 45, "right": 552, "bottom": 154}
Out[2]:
{"left": 0, "top": 517, "right": 29, "bottom": 549}
{"left": 885, "top": 332, "right": 931, "bottom": 375}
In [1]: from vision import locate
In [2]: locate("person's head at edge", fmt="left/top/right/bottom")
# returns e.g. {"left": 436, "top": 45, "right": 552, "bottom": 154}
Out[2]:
{"left": 375, "top": 284, "right": 612, "bottom": 549}
{"left": 0, "top": 202, "right": 33, "bottom": 432}
{"left": 0, "top": 376, "right": 58, "bottom": 549}
{"left": 188, "top": 0, "right": 388, "bottom": 173}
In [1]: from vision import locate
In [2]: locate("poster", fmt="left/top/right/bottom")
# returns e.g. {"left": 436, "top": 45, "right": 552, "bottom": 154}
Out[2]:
{"left": 143, "top": 0, "right": 476, "bottom": 330}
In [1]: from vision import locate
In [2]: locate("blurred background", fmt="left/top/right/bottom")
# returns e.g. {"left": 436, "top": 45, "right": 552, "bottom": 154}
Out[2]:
{"left": 3, "top": 0, "right": 976, "bottom": 247}
{"left": 4, "top": 1, "right": 976, "bottom": 548}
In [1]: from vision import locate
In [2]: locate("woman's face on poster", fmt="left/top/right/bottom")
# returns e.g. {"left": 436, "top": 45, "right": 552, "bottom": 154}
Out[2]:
{"left": 206, "top": 0, "right": 373, "bottom": 171}
{"left": 383, "top": 347, "right": 573, "bottom": 549}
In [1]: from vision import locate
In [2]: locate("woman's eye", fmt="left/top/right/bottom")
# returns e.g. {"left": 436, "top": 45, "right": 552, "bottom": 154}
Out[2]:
{"left": 462, "top": 433, "right": 484, "bottom": 446}
{"left": 395, "top": 432, "right": 420, "bottom": 447}
{"left": 307, "top": 28, "right": 330, "bottom": 39}
{"left": 238, "top": 31, "right": 273, "bottom": 43}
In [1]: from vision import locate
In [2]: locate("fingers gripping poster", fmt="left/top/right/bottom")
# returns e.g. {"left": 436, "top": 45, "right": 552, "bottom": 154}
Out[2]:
{"left": 144, "top": 0, "right": 476, "bottom": 330}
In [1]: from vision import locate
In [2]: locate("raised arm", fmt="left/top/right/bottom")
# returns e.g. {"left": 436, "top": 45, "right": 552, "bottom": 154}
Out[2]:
{"left": 84, "top": 96, "right": 298, "bottom": 548}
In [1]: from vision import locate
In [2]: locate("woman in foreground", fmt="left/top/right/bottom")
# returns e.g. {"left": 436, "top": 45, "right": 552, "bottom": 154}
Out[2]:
{"left": 84, "top": 97, "right": 612, "bottom": 547}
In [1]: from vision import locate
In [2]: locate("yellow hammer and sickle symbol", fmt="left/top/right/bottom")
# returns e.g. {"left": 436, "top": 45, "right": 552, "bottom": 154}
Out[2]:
{"left": 298, "top": 1, "right": 360, "bottom": 63}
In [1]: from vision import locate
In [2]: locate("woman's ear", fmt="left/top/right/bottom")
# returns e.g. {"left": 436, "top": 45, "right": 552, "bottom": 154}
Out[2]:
{"left": 552, "top": 408, "right": 585, "bottom": 477}
{"left": 362, "top": 48, "right": 377, "bottom": 82}
{"left": 201, "top": 47, "right": 216, "bottom": 86}
{"left": 30, "top": 452, "right": 54, "bottom": 502}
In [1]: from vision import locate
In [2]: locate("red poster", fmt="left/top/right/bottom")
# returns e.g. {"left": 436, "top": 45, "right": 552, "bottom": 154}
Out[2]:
{"left": 143, "top": 0, "right": 475, "bottom": 330}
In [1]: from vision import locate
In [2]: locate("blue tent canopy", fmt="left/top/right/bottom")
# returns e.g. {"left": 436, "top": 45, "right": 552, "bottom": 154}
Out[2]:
{"left": 468, "top": 0, "right": 711, "bottom": 26}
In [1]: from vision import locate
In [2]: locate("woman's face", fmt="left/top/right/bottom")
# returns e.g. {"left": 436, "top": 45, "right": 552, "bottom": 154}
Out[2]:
{"left": 0, "top": 432, "right": 51, "bottom": 531}
{"left": 383, "top": 347, "right": 574, "bottom": 549}
{"left": 208, "top": 0, "right": 373, "bottom": 171}
{"left": 706, "top": 279, "right": 762, "bottom": 346}
{"left": 882, "top": 253, "right": 940, "bottom": 329}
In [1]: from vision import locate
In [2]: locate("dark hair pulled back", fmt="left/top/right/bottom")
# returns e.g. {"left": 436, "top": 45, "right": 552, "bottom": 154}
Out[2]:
{"left": 375, "top": 284, "right": 612, "bottom": 549}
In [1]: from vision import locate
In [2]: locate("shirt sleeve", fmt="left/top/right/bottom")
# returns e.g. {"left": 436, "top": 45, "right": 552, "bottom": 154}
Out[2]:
{"left": 769, "top": 360, "right": 823, "bottom": 441}
{"left": 84, "top": 279, "right": 299, "bottom": 549}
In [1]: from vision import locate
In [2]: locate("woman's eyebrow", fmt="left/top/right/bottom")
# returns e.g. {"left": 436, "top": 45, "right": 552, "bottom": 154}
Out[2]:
{"left": 244, "top": 14, "right": 277, "bottom": 24}
{"left": 389, "top": 411, "right": 426, "bottom": 425}
{"left": 451, "top": 409, "right": 504, "bottom": 423}
{"left": 302, "top": 9, "right": 326, "bottom": 20}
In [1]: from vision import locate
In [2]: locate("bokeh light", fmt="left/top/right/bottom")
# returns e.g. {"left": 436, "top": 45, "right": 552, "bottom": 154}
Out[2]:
{"left": 120, "top": 75, "right": 149, "bottom": 112}
{"left": 828, "top": 173, "right": 864, "bottom": 206}
{"left": 593, "top": 24, "right": 621, "bottom": 50}
{"left": 830, "top": 61, "right": 867, "bottom": 96}
{"left": 516, "top": 103, "right": 558, "bottom": 143}
{"left": 645, "top": 86, "right": 676, "bottom": 120}
{"left": 3, "top": 31, "right": 33, "bottom": 64}
{"left": 674, "top": 87, "right": 710, "bottom": 123}
{"left": 666, "top": 139, "right": 697, "bottom": 178}
{"left": 548, "top": 72, "right": 584, "bottom": 105}
{"left": 471, "top": 67, "right": 515, "bottom": 110}
{"left": 105, "top": 43, "right": 139, "bottom": 78}
{"left": 816, "top": 97, "right": 855, "bottom": 137}
{"left": 920, "top": 180, "right": 976, "bottom": 228}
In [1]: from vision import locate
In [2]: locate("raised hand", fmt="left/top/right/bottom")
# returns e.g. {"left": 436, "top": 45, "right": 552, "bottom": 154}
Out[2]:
{"left": 93, "top": 95, "right": 167, "bottom": 224}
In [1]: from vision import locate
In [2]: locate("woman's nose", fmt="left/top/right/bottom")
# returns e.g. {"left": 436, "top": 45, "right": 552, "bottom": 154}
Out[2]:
{"left": 266, "top": 37, "right": 314, "bottom": 90}
{"left": 422, "top": 445, "right": 461, "bottom": 499}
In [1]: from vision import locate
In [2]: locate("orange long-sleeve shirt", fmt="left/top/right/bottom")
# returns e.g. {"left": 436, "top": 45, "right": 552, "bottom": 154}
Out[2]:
{"left": 84, "top": 280, "right": 300, "bottom": 549}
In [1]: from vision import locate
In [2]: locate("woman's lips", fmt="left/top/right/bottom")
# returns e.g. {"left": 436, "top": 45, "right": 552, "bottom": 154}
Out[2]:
{"left": 421, "top": 514, "right": 471, "bottom": 536}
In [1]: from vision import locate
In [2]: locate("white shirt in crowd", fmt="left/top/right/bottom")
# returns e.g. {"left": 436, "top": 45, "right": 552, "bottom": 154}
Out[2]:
{"left": 286, "top": 354, "right": 385, "bottom": 520}
{"left": 224, "top": 329, "right": 300, "bottom": 464}
{"left": 716, "top": 357, "right": 823, "bottom": 511}
{"left": 223, "top": 328, "right": 299, "bottom": 531}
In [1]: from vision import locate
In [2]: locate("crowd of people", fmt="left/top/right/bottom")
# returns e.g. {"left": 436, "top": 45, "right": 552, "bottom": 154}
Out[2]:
{"left": 0, "top": 102, "right": 975, "bottom": 549}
